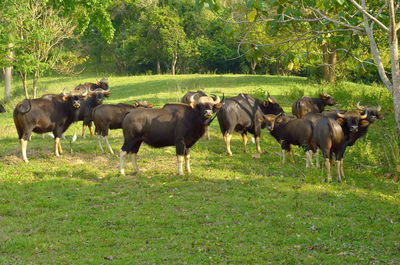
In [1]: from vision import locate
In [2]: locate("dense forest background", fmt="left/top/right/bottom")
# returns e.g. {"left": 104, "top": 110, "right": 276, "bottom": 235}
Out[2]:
{"left": 0, "top": 0, "right": 385, "bottom": 85}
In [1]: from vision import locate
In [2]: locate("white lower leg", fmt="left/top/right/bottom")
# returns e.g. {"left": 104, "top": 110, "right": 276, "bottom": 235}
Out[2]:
{"left": 325, "top": 158, "right": 332, "bottom": 182}
{"left": 82, "top": 125, "right": 86, "bottom": 138}
{"left": 340, "top": 159, "right": 345, "bottom": 178}
{"left": 58, "top": 139, "right": 63, "bottom": 155}
{"left": 177, "top": 155, "right": 184, "bottom": 175}
{"left": 185, "top": 154, "right": 191, "bottom": 174}
{"left": 306, "top": 150, "right": 313, "bottom": 168}
{"left": 255, "top": 136, "right": 261, "bottom": 153}
{"left": 54, "top": 137, "right": 61, "bottom": 157}
{"left": 315, "top": 150, "right": 320, "bottom": 168}
{"left": 97, "top": 136, "right": 104, "bottom": 152}
{"left": 282, "top": 150, "right": 286, "bottom": 163}
{"left": 132, "top": 153, "right": 139, "bottom": 174}
{"left": 20, "top": 139, "right": 28, "bottom": 162}
{"left": 119, "top": 151, "right": 127, "bottom": 175}
{"left": 336, "top": 160, "right": 342, "bottom": 183}
{"left": 104, "top": 136, "right": 114, "bottom": 154}
{"left": 224, "top": 133, "right": 233, "bottom": 156}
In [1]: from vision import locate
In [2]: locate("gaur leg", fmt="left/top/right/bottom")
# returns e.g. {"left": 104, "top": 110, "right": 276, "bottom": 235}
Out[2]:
{"left": 120, "top": 137, "right": 142, "bottom": 176}
{"left": 184, "top": 148, "right": 191, "bottom": 174}
{"left": 223, "top": 132, "right": 233, "bottom": 156}
{"left": 176, "top": 138, "right": 186, "bottom": 175}
{"left": 81, "top": 123, "right": 86, "bottom": 138}
{"left": 340, "top": 159, "right": 345, "bottom": 179}
{"left": 87, "top": 122, "right": 94, "bottom": 137}
{"left": 119, "top": 150, "right": 127, "bottom": 176}
{"left": 335, "top": 160, "right": 342, "bottom": 183}
{"left": 97, "top": 135, "right": 104, "bottom": 152}
{"left": 255, "top": 136, "right": 262, "bottom": 153}
{"left": 203, "top": 126, "right": 210, "bottom": 140}
{"left": 281, "top": 142, "right": 291, "bottom": 163}
{"left": 241, "top": 133, "right": 248, "bottom": 153}
{"left": 20, "top": 139, "right": 29, "bottom": 162}
{"left": 306, "top": 150, "right": 314, "bottom": 168}
{"left": 103, "top": 136, "right": 114, "bottom": 154}
{"left": 54, "top": 137, "right": 61, "bottom": 156}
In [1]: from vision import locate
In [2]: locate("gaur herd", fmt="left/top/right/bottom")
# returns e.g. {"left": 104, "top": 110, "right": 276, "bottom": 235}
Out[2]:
{"left": 11, "top": 79, "right": 383, "bottom": 182}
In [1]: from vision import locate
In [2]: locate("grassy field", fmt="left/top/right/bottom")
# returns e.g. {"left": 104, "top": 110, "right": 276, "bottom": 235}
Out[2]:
{"left": 0, "top": 74, "right": 399, "bottom": 264}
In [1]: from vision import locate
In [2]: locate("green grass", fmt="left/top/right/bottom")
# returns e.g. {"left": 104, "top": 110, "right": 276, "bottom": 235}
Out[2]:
{"left": 0, "top": 74, "right": 399, "bottom": 264}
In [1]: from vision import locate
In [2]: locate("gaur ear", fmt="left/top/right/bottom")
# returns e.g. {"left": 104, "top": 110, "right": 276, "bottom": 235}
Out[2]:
{"left": 104, "top": 92, "right": 111, "bottom": 97}
{"left": 190, "top": 102, "right": 197, "bottom": 109}
{"left": 336, "top": 118, "right": 345, "bottom": 125}
{"left": 276, "top": 117, "right": 283, "bottom": 123}
{"left": 133, "top": 102, "right": 139, "bottom": 107}
{"left": 257, "top": 118, "right": 265, "bottom": 123}
{"left": 213, "top": 103, "right": 223, "bottom": 109}
{"left": 148, "top": 104, "right": 154, "bottom": 108}
{"left": 62, "top": 95, "right": 70, "bottom": 101}
{"left": 268, "top": 97, "right": 276, "bottom": 104}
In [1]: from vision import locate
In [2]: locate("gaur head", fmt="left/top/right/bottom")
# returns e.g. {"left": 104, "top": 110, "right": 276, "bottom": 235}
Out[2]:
{"left": 260, "top": 113, "right": 288, "bottom": 131}
{"left": 90, "top": 89, "right": 111, "bottom": 104}
{"left": 336, "top": 110, "right": 368, "bottom": 133}
{"left": 356, "top": 102, "right": 383, "bottom": 122}
{"left": 189, "top": 93, "right": 223, "bottom": 119}
{"left": 262, "top": 96, "right": 285, "bottom": 115}
{"left": 320, "top": 92, "right": 337, "bottom": 106}
{"left": 62, "top": 89, "right": 88, "bottom": 109}
{"left": 95, "top": 78, "right": 110, "bottom": 91}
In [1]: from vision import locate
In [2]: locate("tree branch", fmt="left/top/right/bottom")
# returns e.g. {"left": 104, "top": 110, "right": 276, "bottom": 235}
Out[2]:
{"left": 308, "top": 7, "right": 364, "bottom": 32}
{"left": 349, "top": 0, "right": 389, "bottom": 32}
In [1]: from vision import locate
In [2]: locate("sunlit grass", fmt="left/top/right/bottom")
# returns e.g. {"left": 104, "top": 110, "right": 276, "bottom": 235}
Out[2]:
{"left": 0, "top": 74, "right": 399, "bottom": 264}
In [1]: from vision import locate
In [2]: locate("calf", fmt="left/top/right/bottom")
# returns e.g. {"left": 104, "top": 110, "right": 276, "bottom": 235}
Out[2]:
{"left": 13, "top": 90, "right": 87, "bottom": 162}
{"left": 313, "top": 110, "right": 368, "bottom": 182}
{"left": 262, "top": 114, "right": 316, "bottom": 167}
{"left": 92, "top": 101, "right": 153, "bottom": 154}
{"left": 217, "top": 93, "right": 284, "bottom": 155}
{"left": 181, "top": 90, "right": 214, "bottom": 140}
{"left": 119, "top": 95, "right": 223, "bottom": 175}
{"left": 292, "top": 92, "right": 336, "bottom": 118}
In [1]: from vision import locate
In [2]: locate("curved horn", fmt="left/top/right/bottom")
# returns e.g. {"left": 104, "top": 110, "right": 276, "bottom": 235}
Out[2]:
{"left": 360, "top": 110, "right": 368, "bottom": 119}
{"left": 61, "top": 88, "right": 67, "bottom": 96}
{"left": 189, "top": 93, "right": 196, "bottom": 104}
{"left": 336, "top": 110, "right": 345, "bottom": 118}
{"left": 213, "top": 94, "right": 221, "bottom": 104}
{"left": 81, "top": 87, "right": 89, "bottom": 97}
{"left": 377, "top": 104, "right": 381, "bottom": 112}
{"left": 356, "top": 101, "right": 365, "bottom": 110}
{"left": 210, "top": 94, "right": 217, "bottom": 101}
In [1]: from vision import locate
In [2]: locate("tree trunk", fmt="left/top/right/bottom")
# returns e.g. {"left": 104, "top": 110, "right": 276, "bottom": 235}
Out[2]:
{"left": 171, "top": 53, "right": 177, "bottom": 75}
{"left": 156, "top": 58, "right": 161, "bottom": 75}
{"left": 250, "top": 59, "right": 257, "bottom": 74}
{"left": 322, "top": 43, "right": 336, "bottom": 83}
{"left": 33, "top": 71, "right": 39, "bottom": 98}
{"left": 19, "top": 71, "right": 29, "bottom": 99}
{"left": 3, "top": 67, "right": 12, "bottom": 102}
{"left": 388, "top": 0, "right": 400, "bottom": 135}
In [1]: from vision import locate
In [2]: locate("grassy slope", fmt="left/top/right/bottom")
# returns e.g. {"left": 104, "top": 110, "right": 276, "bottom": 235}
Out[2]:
{"left": 0, "top": 74, "right": 399, "bottom": 264}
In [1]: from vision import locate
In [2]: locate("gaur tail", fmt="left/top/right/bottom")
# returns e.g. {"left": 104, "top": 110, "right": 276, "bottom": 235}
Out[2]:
{"left": 15, "top": 99, "right": 31, "bottom": 114}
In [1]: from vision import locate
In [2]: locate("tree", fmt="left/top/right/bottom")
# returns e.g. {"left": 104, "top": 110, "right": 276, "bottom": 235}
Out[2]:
{"left": 199, "top": 0, "right": 400, "bottom": 135}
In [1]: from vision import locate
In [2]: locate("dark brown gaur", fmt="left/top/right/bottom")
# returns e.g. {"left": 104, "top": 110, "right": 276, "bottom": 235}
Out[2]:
{"left": 292, "top": 92, "right": 337, "bottom": 118}
{"left": 217, "top": 93, "right": 284, "bottom": 156}
{"left": 92, "top": 101, "right": 153, "bottom": 154}
{"left": 313, "top": 110, "right": 368, "bottom": 182}
{"left": 119, "top": 95, "right": 223, "bottom": 176}
{"left": 13, "top": 89, "right": 88, "bottom": 162}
